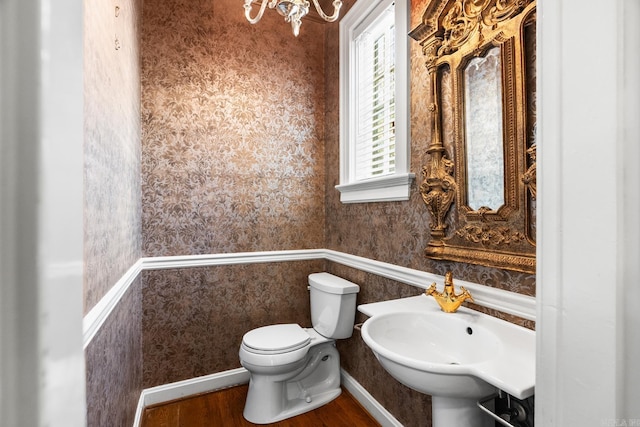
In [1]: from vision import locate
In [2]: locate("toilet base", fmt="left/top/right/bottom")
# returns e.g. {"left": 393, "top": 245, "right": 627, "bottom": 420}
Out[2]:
{"left": 242, "top": 341, "right": 341, "bottom": 424}
{"left": 244, "top": 386, "right": 342, "bottom": 425}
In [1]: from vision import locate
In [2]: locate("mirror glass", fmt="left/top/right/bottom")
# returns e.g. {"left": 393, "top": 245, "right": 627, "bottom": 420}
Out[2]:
{"left": 463, "top": 46, "right": 505, "bottom": 211}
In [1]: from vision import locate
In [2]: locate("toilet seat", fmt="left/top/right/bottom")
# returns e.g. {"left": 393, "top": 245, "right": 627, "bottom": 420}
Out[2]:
{"left": 242, "top": 324, "right": 311, "bottom": 355}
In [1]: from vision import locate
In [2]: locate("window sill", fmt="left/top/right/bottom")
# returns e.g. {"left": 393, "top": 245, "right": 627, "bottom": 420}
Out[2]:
{"left": 335, "top": 173, "right": 415, "bottom": 203}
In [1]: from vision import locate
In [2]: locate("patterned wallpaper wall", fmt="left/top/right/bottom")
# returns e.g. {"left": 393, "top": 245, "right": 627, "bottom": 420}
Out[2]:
{"left": 142, "top": 261, "right": 324, "bottom": 387}
{"left": 85, "top": 278, "right": 142, "bottom": 427}
{"left": 84, "top": 0, "right": 142, "bottom": 313}
{"left": 139, "top": 0, "right": 328, "bottom": 388}
{"left": 141, "top": 0, "right": 326, "bottom": 257}
{"left": 83, "top": 0, "right": 143, "bottom": 426}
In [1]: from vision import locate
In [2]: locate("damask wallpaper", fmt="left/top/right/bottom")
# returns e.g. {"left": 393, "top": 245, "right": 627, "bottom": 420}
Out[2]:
{"left": 85, "top": 278, "right": 142, "bottom": 427}
{"left": 142, "top": 261, "right": 324, "bottom": 387}
{"left": 139, "top": 0, "right": 327, "bottom": 388}
{"left": 84, "top": 0, "right": 143, "bottom": 426}
{"left": 84, "top": 0, "right": 142, "bottom": 313}
{"left": 141, "top": 0, "right": 326, "bottom": 257}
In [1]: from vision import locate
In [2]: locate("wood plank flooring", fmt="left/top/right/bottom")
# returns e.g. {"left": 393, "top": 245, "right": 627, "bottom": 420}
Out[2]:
{"left": 141, "top": 385, "right": 382, "bottom": 427}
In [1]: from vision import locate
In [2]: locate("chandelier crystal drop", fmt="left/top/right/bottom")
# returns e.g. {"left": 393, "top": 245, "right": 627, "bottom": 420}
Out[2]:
{"left": 243, "top": 0, "right": 343, "bottom": 37}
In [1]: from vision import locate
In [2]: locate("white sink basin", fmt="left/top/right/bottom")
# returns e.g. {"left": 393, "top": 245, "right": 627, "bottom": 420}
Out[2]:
{"left": 361, "top": 311, "right": 502, "bottom": 398}
{"left": 359, "top": 295, "right": 535, "bottom": 427}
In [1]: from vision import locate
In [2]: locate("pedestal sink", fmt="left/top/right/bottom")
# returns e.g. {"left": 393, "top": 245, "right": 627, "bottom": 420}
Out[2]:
{"left": 359, "top": 295, "right": 535, "bottom": 427}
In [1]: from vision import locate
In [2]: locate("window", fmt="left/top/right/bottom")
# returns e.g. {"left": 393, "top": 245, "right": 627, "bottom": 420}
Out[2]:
{"left": 337, "top": 0, "right": 412, "bottom": 203}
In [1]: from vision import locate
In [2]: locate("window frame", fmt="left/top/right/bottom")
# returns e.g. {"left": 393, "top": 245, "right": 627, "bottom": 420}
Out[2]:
{"left": 337, "top": 0, "right": 413, "bottom": 203}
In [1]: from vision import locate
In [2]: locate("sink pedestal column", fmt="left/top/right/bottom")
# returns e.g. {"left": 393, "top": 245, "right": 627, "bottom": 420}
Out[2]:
{"left": 431, "top": 396, "right": 494, "bottom": 427}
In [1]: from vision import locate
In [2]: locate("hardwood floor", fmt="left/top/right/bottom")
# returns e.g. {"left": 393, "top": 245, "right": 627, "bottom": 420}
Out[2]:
{"left": 141, "top": 385, "right": 382, "bottom": 427}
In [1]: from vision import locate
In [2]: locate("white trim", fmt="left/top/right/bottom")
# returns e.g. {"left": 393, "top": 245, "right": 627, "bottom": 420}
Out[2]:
{"left": 341, "top": 369, "right": 403, "bottom": 427}
{"left": 132, "top": 368, "right": 250, "bottom": 427}
{"left": 132, "top": 394, "right": 145, "bottom": 427}
{"left": 335, "top": 173, "right": 415, "bottom": 203}
{"left": 140, "top": 249, "right": 327, "bottom": 270}
{"left": 324, "top": 250, "right": 536, "bottom": 320}
{"left": 82, "top": 259, "right": 143, "bottom": 349}
{"left": 83, "top": 249, "right": 536, "bottom": 349}
{"left": 141, "top": 368, "right": 250, "bottom": 408}
{"left": 142, "top": 249, "right": 535, "bottom": 320}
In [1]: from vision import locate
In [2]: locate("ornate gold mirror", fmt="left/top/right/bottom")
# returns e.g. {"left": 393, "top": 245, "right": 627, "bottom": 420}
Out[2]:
{"left": 410, "top": 0, "right": 537, "bottom": 273}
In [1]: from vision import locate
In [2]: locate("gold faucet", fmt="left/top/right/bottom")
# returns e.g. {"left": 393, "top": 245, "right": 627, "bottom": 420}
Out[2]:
{"left": 425, "top": 271, "right": 474, "bottom": 313}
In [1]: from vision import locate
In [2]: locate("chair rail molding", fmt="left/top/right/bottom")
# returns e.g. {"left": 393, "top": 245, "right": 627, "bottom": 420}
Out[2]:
{"left": 82, "top": 259, "right": 144, "bottom": 349}
{"left": 83, "top": 249, "right": 536, "bottom": 349}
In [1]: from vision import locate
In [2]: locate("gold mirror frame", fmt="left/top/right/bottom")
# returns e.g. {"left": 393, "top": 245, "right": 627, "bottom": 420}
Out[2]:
{"left": 410, "top": 0, "right": 537, "bottom": 273}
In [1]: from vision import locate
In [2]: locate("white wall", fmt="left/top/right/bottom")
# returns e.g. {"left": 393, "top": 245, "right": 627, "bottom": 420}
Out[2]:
{"left": 0, "top": 0, "right": 86, "bottom": 426}
{"left": 620, "top": 0, "right": 640, "bottom": 419}
{"left": 537, "top": 0, "right": 640, "bottom": 424}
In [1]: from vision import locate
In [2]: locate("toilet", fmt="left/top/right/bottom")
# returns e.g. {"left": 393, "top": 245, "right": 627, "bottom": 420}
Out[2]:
{"left": 238, "top": 272, "right": 360, "bottom": 424}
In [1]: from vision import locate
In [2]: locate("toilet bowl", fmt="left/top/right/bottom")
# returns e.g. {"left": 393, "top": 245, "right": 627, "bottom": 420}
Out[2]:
{"left": 239, "top": 273, "right": 359, "bottom": 424}
{"left": 240, "top": 326, "right": 340, "bottom": 424}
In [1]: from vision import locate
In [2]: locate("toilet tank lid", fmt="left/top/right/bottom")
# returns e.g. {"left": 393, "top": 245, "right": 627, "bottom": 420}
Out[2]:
{"left": 308, "top": 273, "right": 360, "bottom": 294}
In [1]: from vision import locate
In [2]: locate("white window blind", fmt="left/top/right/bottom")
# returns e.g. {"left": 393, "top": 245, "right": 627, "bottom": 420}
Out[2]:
{"left": 354, "top": 4, "right": 396, "bottom": 181}
{"left": 338, "top": 0, "right": 413, "bottom": 203}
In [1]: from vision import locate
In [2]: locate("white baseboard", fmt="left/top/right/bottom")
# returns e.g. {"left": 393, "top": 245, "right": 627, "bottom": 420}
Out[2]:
{"left": 133, "top": 368, "right": 250, "bottom": 427}
{"left": 132, "top": 394, "right": 145, "bottom": 427}
{"left": 132, "top": 367, "right": 398, "bottom": 427}
{"left": 341, "top": 369, "right": 404, "bottom": 427}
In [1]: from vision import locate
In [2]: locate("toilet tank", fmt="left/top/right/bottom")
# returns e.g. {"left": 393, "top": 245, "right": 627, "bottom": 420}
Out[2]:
{"left": 309, "top": 273, "right": 360, "bottom": 339}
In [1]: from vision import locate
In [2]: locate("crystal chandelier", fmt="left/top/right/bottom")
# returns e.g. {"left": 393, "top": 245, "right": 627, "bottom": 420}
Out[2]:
{"left": 243, "top": 0, "right": 343, "bottom": 37}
